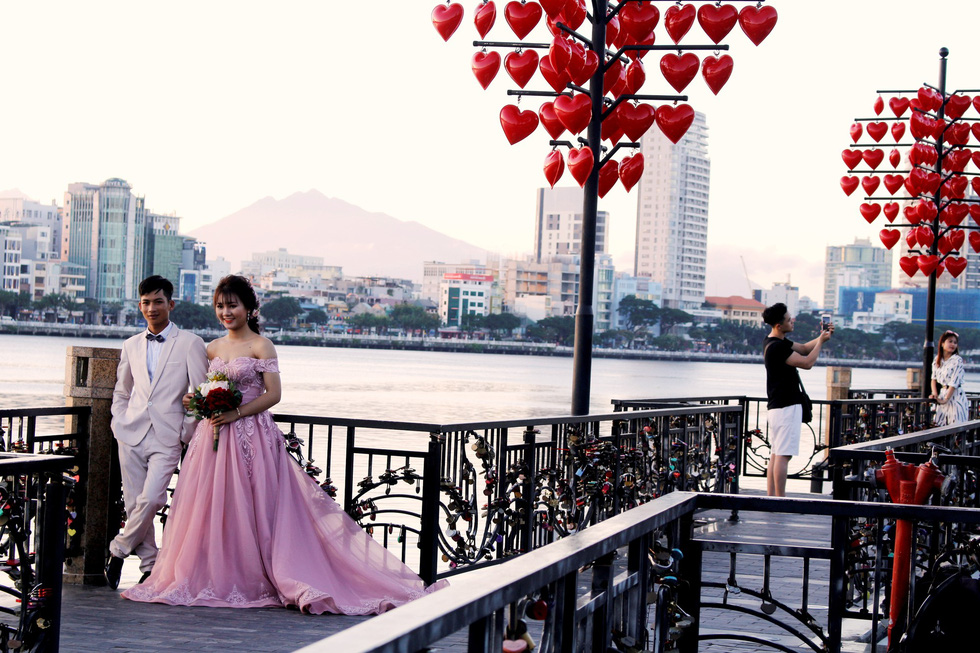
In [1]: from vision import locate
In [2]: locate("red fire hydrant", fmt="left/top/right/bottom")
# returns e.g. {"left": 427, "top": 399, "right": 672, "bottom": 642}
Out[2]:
{"left": 873, "top": 449, "right": 944, "bottom": 649}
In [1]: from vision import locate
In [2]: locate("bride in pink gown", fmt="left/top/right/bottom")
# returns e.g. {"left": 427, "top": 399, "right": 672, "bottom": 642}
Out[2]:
{"left": 123, "top": 275, "right": 445, "bottom": 614}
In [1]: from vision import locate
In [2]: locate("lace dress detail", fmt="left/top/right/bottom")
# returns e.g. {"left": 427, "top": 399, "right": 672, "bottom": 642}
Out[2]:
{"left": 122, "top": 356, "right": 445, "bottom": 614}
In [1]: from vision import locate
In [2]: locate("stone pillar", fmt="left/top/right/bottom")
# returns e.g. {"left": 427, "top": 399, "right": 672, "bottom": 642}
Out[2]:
{"left": 825, "top": 366, "right": 852, "bottom": 448}
{"left": 63, "top": 346, "right": 120, "bottom": 585}
{"left": 906, "top": 367, "right": 922, "bottom": 394}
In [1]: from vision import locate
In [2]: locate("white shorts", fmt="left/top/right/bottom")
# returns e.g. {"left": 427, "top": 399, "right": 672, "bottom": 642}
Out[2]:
{"left": 767, "top": 404, "right": 802, "bottom": 457}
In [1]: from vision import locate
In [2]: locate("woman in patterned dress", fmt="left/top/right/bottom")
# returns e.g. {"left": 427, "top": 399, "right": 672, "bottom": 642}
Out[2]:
{"left": 930, "top": 330, "right": 969, "bottom": 426}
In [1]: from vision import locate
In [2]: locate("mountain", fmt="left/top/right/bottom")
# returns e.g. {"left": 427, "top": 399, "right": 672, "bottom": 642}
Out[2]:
{"left": 187, "top": 190, "right": 487, "bottom": 281}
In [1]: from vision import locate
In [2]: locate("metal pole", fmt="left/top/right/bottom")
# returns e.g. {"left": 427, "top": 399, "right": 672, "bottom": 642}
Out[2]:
{"left": 570, "top": 1, "right": 608, "bottom": 415}
{"left": 922, "top": 47, "right": 949, "bottom": 399}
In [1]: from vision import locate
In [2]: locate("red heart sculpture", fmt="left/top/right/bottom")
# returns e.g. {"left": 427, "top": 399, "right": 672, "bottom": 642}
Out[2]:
{"left": 910, "top": 112, "right": 932, "bottom": 140}
{"left": 598, "top": 159, "right": 620, "bottom": 198}
{"left": 567, "top": 146, "right": 594, "bottom": 187}
{"left": 540, "top": 0, "right": 565, "bottom": 19}
{"left": 499, "top": 104, "right": 539, "bottom": 144}
{"left": 974, "top": 96, "right": 980, "bottom": 116}
{"left": 917, "top": 255, "right": 940, "bottom": 277}
{"left": 905, "top": 230, "right": 918, "bottom": 249}
{"left": 565, "top": 41, "right": 585, "bottom": 81}
{"left": 600, "top": 103, "right": 621, "bottom": 140}
{"left": 972, "top": 123, "right": 980, "bottom": 143}
{"left": 942, "top": 176, "right": 968, "bottom": 200}
{"left": 656, "top": 104, "right": 695, "bottom": 143}
{"left": 474, "top": 1, "right": 497, "bottom": 37}
{"left": 883, "top": 202, "right": 899, "bottom": 222}
{"left": 889, "top": 97, "right": 910, "bottom": 117}
{"left": 701, "top": 55, "right": 734, "bottom": 95}
{"left": 949, "top": 229, "right": 966, "bottom": 251}
{"left": 554, "top": 93, "right": 592, "bottom": 134}
{"left": 841, "top": 149, "right": 863, "bottom": 169}
{"left": 572, "top": 49, "right": 599, "bottom": 86}
{"left": 946, "top": 257, "right": 968, "bottom": 278}
{"left": 849, "top": 123, "right": 863, "bottom": 143}
{"left": 603, "top": 58, "right": 623, "bottom": 96}
{"left": 840, "top": 176, "right": 859, "bottom": 196}
{"left": 505, "top": 49, "right": 539, "bottom": 88}
{"left": 505, "top": 0, "right": 543, "bottom": 39}
{"left": 605, "top": 13, "right": 620, "bottom": 47}
{"left": 626, "top": 60, "right": 646, "bottom": 95}
{"left": 904, "top": 175, "right": 920, "bottom": 197}
{"left": 879, "top": 229, "right": 900, "bottom": 249}
{"left": 862, "top": 149, "right": 884, "bottom": 170}
{"left": 945, "top": 123, "right": 971, "bottom": 146}
{"left": 610, "top": 65, "right": 630, "bottom": 97}
{"left": 543, "top": 149, "right": 565, "bottom": 187}
{"left": 915, "top": 226, "right": 934, "bottom": 248}
{"left": 917, "top": 87, "right": 942, "bottom": 112}
{"left": 660, "top": 52, "right": 700, "bottom": 92}
{"left": 874, "top": 96, "right": 884, "bottom": 115}
{"left": 938, "top": 234, "right": 954, "bottom": 255}
{"left": 916, "top": 199, "right": 937, "bottom": 223}
{"left": 471, "top": 51, "right": 501, "bottom": 90}
{"left": 942, "top": 203, "right": 969, "bottom": 227}
{"left": 664, "top": 3, "right": 696, "bottom": 44}
{"left": 538, "top": 101, "right": 565, "bottom": 138}
{"left": 909, "top": 142, "right": 937, "bottom": 166}
{"left": 899, "top": 256, "right": 918, "bottom": 277}
{"left": 619, "top": 102, "right": 657, "bottom": 142}
{"left": 738, "top": 5, "right": 777, "bottom": 45}
{"left": 861, "top": 176, "right": 880, "bottom": 196}
{"left": 697, "top": 3, "right": 738, "bottom": 44}
{"left": 904, "top": 205, "right": 922, "bottom": 225}
{"left": 432, "top": 3, "right": 465, "bottom": 41}
{"left": 540, "top": 55, "right": 571, "bottom": 92}
{"left": 970, "top": 231, "right": 980, "bottom": 252}
{"left": 945, "top": 94, "right": 972, "bottom": 120}
{"left": 971, "top": 205, "right": 980, "bottom": 226}
{"left": 924, "top": 171, "right": 942, "bottom": 194}
{"left": 558, "top": 0, "right": 586, "bottom": 30}
{"left": 889, "top": 149, "right": 902, "bottom": 168}
{"left": 620, "top": 2, "right": 660, "bottom": 40}
{"left": 936, "top": 262, "right": 946, "bottom": 278}
{"left": 622, "top": 29, "right": 655, "bottom": 62}
{"left": 973, "top": 177, "right": 980, "bottom": 197}
{"left": 882, "top": 174, "right": 905, "bottom": 195}
{"left": 865, "top": 122, "right": 887, "bottom": 142}
{"left": 619, "top": 153, "right": 644, "bottom": 192}
{"left": 549, "top": 37, "right": 572, "bottom": 73}
{"left": 890, "top": 122, "right": 906, "bottom": 142}
{"left": 859, "top": 203, "right": 880, "bottom": 223}
{"left": 946, "top": 149, "right": 972, "bottom": 172}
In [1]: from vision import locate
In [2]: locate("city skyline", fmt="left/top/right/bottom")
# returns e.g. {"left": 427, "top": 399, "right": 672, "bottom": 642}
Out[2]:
{"left": 1, "top": 1, "right": 978, "bottom": 302}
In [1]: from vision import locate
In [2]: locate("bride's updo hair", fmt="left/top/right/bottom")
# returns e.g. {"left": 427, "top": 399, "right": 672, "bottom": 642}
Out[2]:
{"left": 214, "top": 275, "right": 261, "bottom": 334}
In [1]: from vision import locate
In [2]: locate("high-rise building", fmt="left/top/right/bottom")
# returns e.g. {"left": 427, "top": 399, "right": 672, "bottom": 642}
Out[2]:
{"left": 145, "top": 212, "right": 184, "bottom": 283}
{"left": 824, "top": 238, "right": 893, "bottom": 312}
{"left": 1, "top": 224, "right": 22, "bottom": 292}
{"left": 533, "top": 187, "right": 608, "bottom": 263}
{"left": 0, "top": 192, "right": 62, "bottom": 260}
{"left": 421, "top": 261, "right": 488, "bottom": 301}
{"left": 634, "top": 111, "right": 710, "bottom": 310}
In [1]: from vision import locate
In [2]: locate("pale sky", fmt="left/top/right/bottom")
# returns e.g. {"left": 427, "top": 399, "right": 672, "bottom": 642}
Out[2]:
{"left": 1, "top": 1, "right": 978, "bottom": 301}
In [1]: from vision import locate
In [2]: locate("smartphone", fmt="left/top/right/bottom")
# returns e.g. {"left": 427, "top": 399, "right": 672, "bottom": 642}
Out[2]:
{"left": 820, "top": 314, "right": 831, "bottom": 331}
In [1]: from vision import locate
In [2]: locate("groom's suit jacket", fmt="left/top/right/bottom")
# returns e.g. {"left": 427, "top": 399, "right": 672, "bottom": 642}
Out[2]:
{"left": 111, "top": 325, "right": 208, "bottom": 447}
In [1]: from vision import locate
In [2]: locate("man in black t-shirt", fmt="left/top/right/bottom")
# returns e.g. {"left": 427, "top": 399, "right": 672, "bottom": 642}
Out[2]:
{"left": 761, "top": 303, "right": 833, "bottom": 497}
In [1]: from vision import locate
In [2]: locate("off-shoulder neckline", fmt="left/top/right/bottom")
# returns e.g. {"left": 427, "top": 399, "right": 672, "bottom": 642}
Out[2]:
{"left": 211, "top": 356, "right": 277, "bottom": 364}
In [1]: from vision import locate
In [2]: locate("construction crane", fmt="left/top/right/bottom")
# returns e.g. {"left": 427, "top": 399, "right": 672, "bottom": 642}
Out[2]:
{"left": 740, "top": 256, "right": 756, "bottom": 298}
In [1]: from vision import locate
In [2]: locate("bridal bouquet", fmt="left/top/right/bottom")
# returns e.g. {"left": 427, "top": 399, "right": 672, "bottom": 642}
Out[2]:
{"left": 187, "top": 371, "right": 242, "bottom": 451}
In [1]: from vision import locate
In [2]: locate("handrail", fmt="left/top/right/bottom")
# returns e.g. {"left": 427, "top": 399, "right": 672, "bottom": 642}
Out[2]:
{"left": 830, "top": 418, "right": 980, "bottom": 454}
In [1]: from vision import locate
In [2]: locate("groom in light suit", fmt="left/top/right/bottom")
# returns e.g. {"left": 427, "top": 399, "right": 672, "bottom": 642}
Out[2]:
{"left": 106, "top": 275, "right": 208, "bottom": 589}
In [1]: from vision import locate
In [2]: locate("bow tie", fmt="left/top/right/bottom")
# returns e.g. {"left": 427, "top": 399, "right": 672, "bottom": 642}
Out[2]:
{"left": 146, "top": 333, "right": 165, "bottom": 343}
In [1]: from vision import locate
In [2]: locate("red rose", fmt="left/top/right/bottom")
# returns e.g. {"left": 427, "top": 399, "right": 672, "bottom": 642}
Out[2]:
{"left": 204, "top": 388, "right": 238, "bottom": 414}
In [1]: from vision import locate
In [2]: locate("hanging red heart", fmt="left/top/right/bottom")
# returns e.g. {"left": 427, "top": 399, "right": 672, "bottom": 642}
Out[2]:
{"left": 942, "top": 176, "right": 968, "bottom": 199}
{"left": 605, "top": 13, "right": 620, "bottom": 47}
{"left": 949, "top": 229, "right": 966, "bottom": 251}
{"left": 701, "top": 55, "right": 733, "bottom": 95}
{"left": 474, "top": 1, "right": 497, "bottom": 37}
{"left": 905, "top": 229, "right": 918, "bottom": 249}
{"left": 620, "top": 2, "right": 660, "bottom": 40}
{"left": 559, "top": 0, "right": 586, "bottom": 30}
{"left": 622, "top": 29, "right": 655, "bottom": 61}
{"left": 943, "top": 203, "right": 968, "bottom": 227}
{"left": 600, "top": 103, "right": 620, "bottom": 141}
{"left": 973, "top": 151, "right": 980, "bottom": 170}
{"left": 890, "top": 123, "right": 906, "bottom": 142}
{"left": 572, "top": 50, "right": 599, "bottom": 86}
{"left": 862, "top": 149, "right": 884, "bottom": 169}
{"left": 971, "top": 123, "right": 980, "bottom": 143}
{"left": 899, "top": 256, "right": 919, "bottom": 277}
{"left": 597, "top": 159, "right": 620, "bottom": 198}
{"left": 865, "top": 122, "right": 887, "bottom": 142}
{"left": 840, "top": 176, "right": 859, "bottom": 196}
{"left": 945, "top": 149, "right": 971, "bottom": 172}
{"left": 888, "top": 97, "right": 910, "bottom": 117}
{"left": 945, "top": 123, "right": 970, "bottom": 146}
{"left": 505, "top": 49, "right": 539, "bottom": 88}
{"left": 664, "top": 3, "right": 696, "bottom": 43}
{"left": 859, "top": 203, "right": 880, "bottom": 223}
{"left": 546, "top": 14, "right": 561, "bottom": 37}
{"left": 921, "top": 171, "right": 941, "bottom": 194}
{"left": 904, "top": 205, "right": 922, "bottom": 225}
{"left": 841, "top": 149, "right": 863, "bottom": 169}
{"left": 565, "top": 41, "right": 586, "bottom": 82}
{"left": 938, "top": 234, "right": 954, "bottom": 255}
{"left": 917, "top": 255, "right": 940, "bottom": 276}
{"left": 945, "top": 94, "right": 972, "bottom": 120}
{"left": 543, "top": 149, "right": 565, "bottom": 187}
{"left": 660, "top": 53, "right": 700, "bottom": 92}
{"left": 549, "top": 37, "right": 572, "bottom": 72}
{"left": 974, "top": 96, "right": 980, "bottom": 116}
{"left": 619, "top": 153, "right": 644, "bottom": 192}
{"left": 883, "top": 202, "right": 899, "bottom": 222}
{"left": 910, "top": 112, "right": 936, "bottom": 140}
{"left": 656, "top": 104, "right": 695, "bottom": 143}
{"left": 879, "top": 229, "right": 900, "bottom": 249}
{"left": 861, "top": 176, "right": 880, "bottom": 196}
{"left": 909, "top": 142, "right": 937, "bottom": 166}
{"left": 499, "top": 104, "right": 539, "bottom": 144}
{"left": 610, "top": 65, "right": 631, "bottom": 97}
{"left": 603, "top": 58, "right": 623, "bottom": 96}
{"left": 620, "top": 102, "right": 657, "bottom": 142}
{"left": 626, "top": 60, "right": 646, "bottom": 94}
{"left": 971, "top": 231, "right": 980, "bottom": 252}
{"left": 737, "top": 4, "right": 777, "bottom": 45}
{"left": 904, "top": 175, "right": 921, "bottom": 197}
{"left": 915, "top": 226, "right": 933, "bottom": 248}
{"left": 538, "top": 101, "right": 565, "bottom": 139}
{"left": 889, "top": 149, "right": 902, "bottom": 168}
{"left": 697, "top": 3, "right": 738, "bottom": 44}
{"left": 471, "top": 51, "right": 501, "bottom": 89}
{"left": 432, "top": 3, "right": 465, "bottom": 41}
{"left": 540, "top": 0, "right": 565, "bottom": 19}
{"left": 554, "top": 93, "right": 592, "bottom": 134}
{"left": 849, "top": 123, "right": 863, "bottom": 143}
{"left": 882, "top": 174, "right": 905, "bottom": 195}
{"left": 917, "top": 87, "right": 942, "bottom": 112}
{"left": 971, "top": 205, "right": 980, "bottom": 226}
{"left": 874, "top": 96, "right": 884, "bottom": 116}
{"left": 540, "top": 55, "right": 571, "bottom": 92}
{"left": 946, "top": 257, "right": 968, "bottom": 278}
{"left": 505, "top": 1, "right": 542, "bottom": 39}
{"left": 972, "top": 177, "right": 980, "bottom": 196}
{"left": 567, "top": 146, "right": 594, "bottom": 187}
{"left": 607, "top": 123, "right": 625, "bottom": 145}
{"left": 916, "top": 199, "right": 937, "bottom": 222}
{"left": 936, "top": 261, "right": 946, "bottom": 278}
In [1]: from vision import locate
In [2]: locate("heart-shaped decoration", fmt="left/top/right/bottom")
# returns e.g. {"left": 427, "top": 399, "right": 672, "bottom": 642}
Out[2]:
{"left": 432, "top": 3, "right": 465, "bottom": 41}
{"left": 567, "top": 146, "right": 594, "bottom": 187}
{"left": 889, "top": 149, "right": 902, "bottom": 168}
{"left": 917, "top": 254, "right": 940, "bottom": 277}
{"left": 619, "top": 102, "right": 657, "bottom": 142}
{"left": 559, "top": 0, "right": 586, "bottom": 30}
{"left": 664, "top": 3, "right": 696, "bottom": 43}
{"left": 945, "top": 122, "right": 971, "bottom": 146}
{"left": 889, "top": 97, "right": 910, "bottom": 117}
{"left": 971, "top": 204, "right": 980, "bottom": 226}
{"left": 626, "top": 60, "right": 646, "bottom": 94}
{"left": 882, "top": 174, "right": 905, "bottom": 195}
{"left": 862, "top": 149, "right": 884, "bottom": 169}
{"left": 904, "top": 175, "right": 921, "bottom": 197}
{"left": 874, "top": 96, "right": 884, "bottom": 115}
{"left": 499, "top": 104, "right": 539, "bottom": 144}
{"left": 505, "top": 0, "right": 543, "bottom": 39}
{"left": 540, "top": 55, "right": 571, "bottom": 92}
{"left": 605, "top": 13, "right": 620, "bottom": 47}
{"left": 474, "top": 1, "right": 497, "bottom": 37}
{"left": 564, "top": 41, "right": 586, "bottom": 81}
{"left": 946, "top": 149, "right": 972, "bottom": 172}
{"left": 549, "top": 37, "right": 572, "bottom": 72}
{"left": 849, "top": 123, "right": 863, "bottom": 143}
{"left": 915, "top": 226, "right": 934, "bottom": 248}
{"left": 909, "top": 142, "right": 937, "bottom": 166}
{"left": 866, "top": 122, "right": 887, "bottom": 142}
{"left": 905, "top": 229, "right": 918, "bottom": 249}
{"left": 697, "top": 3, "right": 738, "bottom": 44}
{"left": 619, "top": 153, "right": 644, "bottom": 192}
{"left": 620, "top": 1, "right": 660, "bottom": 40}
{"left": 543, "top": 149, "right": 565, "bottom": 187}
{"left": 974, "top": 177, "right": 980, "bottom": 197}
{"left": 505, "top": 49, "right": 539, "bottom": 88}
{"left": 656, "top": 104, "right": 695, "bottom": 143}
{"left": 918, "top": 87, "right": 942, "bottom": 112}
{"left": 859, "top": 203, "right": 881, "bottom": 223}
{"left": 538, "top": 101, "right": 565, "bottom": 138}
{"left": 916, "top": 199, "right": 937, "bottom": 223}
{"left": 738, "top": 4, "right": 777, "bottom": 45}
{"left": 923, "top": 171, "right": 942, "bottom": 194}
{"left": 841, "top": 149, "right": 863, "bottom": 169}
{"left": 945, "top": 94, "right": 972, "bottom": 120}
{"left": 660, "top": 52, "right": 700, "bottom": 92}
{"left": 701, "top": 55, "right": 733, "bottom": 95}
{"left": 554, "top": 93, "right": 592, "bottom": 134}
{"left": 879, "top": 228, "right": 900, "bottom": 249}
{"left": 840, "top": 176, "right": 859, "bottom": 196}
{"left": 938, "top": 234, "right": 954, "bottom": 255}
{"left": 936, "top": 262, "right": 946, "bottom": 278}
{"left": 502, "top": 640, "right": 528, "bottom": 653}
{"left": 949, "top": 229, "right": 966, "bottom": 251}
{"left": 603, "top": 58, "right": 623, "bottom": 96}
{"left": 883, "top": 202, "right": 899, "bottom": 222}
{"left": 472, "top": 51, "right": 501, "bottom": 89}
{"left": 526, "top": 599, "right": 549, "bottom": 621}
{"left": 890, "top": 122, "right": 906, "bottom": 142}
{"left": 601, "top": 103, "right": 621, "bottom": 141}
{"left": 946, "top": 257, "right": 968, "bottom": 278}
{"left": 598, "top": 159, "right": 620, "bottom": 198}
{"left": 861, "top": 176, "right": 880, "bottom": 196}
{"left": 609, "top": 65, "right": 631, "bottom": 97}
{"left": 942, "top": 203, "right": 969, "bottom": 227}
{"left": 973, "top": 96, "right": 980, "bottom": 116}
{"left": 540, "top": 0, "right": 565, "bottom": 19}
{"left": 971, "top": 123, "right": 980, "bottom": 144}
{"left": 622, "top": 29, "right": 656, "bottom": 61}
{"left": 904, "top": 205, "right": 922, "bottom": 225}
{"left": 970, "top": 231, "right": 980, "bottom": 253}
{"left": 572, "top": 49, "right": 599, "bottom": 86}
{"left": 899, "top": 256, "right": 919, "bottom": 277}
{"left": 942, "top": 176, "right": 968, "bottom": 199}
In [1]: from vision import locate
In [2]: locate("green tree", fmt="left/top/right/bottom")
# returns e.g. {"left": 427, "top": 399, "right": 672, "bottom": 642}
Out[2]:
{"left": 658, "top": 308, "right": 693, "bottom": 336}
{"left": 171, "top": 301, "right": 220, "bottom": 330}
{"left": 348, "top": 313, "right": 389, "bottom": 333}
{"left": 261, "top": 297, "right": 302, "bottom": 327}
{"left": 306, "top": 308, "right": 329, "bottom": 325}
{"left": 389, "top": 303, "right": 440, "bottom": 332}
{"left": 651, "top": 334, "right": 690, "bottom": 351}
{"left": 484, "top": 312, "right": 521, "bottom": 337}
{"left": 617, "top": 295, "right": 660, "bottom": 330}
{"left": 527, "top": 316, "right": 575, "bottom": 346}
{"left": 459, "top": 313, "right": 486, "bottom": 333}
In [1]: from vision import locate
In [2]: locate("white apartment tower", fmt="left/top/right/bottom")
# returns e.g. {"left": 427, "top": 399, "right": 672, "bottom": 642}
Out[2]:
{"left": 634, "top": 111, "right": 710, "bottom": 310}
{"left": 534, "top": 187, "right": 608, "bottom": 263}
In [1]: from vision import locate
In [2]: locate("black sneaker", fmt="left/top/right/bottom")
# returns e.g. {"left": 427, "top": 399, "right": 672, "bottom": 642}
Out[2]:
{"left": 105, "top": 555, "right": 124, "bottom": 590}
